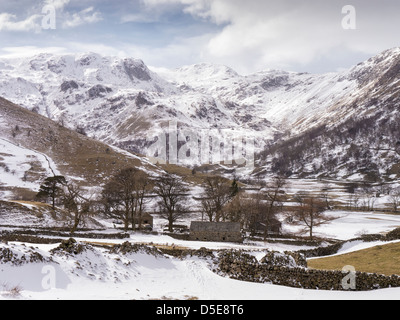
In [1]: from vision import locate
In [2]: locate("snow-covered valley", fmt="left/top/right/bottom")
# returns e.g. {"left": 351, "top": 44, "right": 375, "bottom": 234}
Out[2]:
{"left": 1, "top": 48, "right": 400, "bottom": 301}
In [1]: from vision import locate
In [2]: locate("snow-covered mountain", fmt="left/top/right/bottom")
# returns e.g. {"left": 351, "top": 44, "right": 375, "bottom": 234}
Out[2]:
{"left": 257, "top": 48, "right": 400, "bottom": 181}
{"left": 0, "top": 52, "right": 351, "bottom": 147}
{"left": 0, "top": 53, "right": 280, "bottom": 157}
{"left": 1, "top": 48, "right": 400, "bottom": 179}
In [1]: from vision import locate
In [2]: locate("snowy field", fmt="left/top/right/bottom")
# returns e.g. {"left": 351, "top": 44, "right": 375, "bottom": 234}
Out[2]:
{"left": 2, "top": 209, "right": 400, "bottom": 300}
{"left": 1, "top": 238, "right": 400, "bottom": 301}
{"left": 284, "top": 210, "right": 400, "bottom": 240}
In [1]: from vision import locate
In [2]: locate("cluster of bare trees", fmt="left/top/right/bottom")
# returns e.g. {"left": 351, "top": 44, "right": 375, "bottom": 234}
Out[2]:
{"left": 290, "top": 192, "right": 335, "bottom": 239}
{"left": 36, "top": 175, "right": 96, "bottom": 234}
{"left": 37, "top": 169, "right": 190, "bottom": 234}
{"left": 101, "top": 168, "right": 152, "bottom": 231}
{"left": 199, "top": 176, "right": 336, "bottom": 240}
{"left": 36, "top": 168, "right": 340, "bottom": 240}
{"left": 346, "top": 183, "right": 400, "bottom": 213}
{"left": 228, "top": 176, "right": 288, "bottom": 238}
{"left": 200, "top": 176, "right": 239, "bottom": 223}
{"left": 153, "top": 173, "right": 189, "bottom": 232}
{"left": 98, "top": 172, "right": 294, "bottom": 238}
{"left": 101, "top": 168, "right": 193, "bottom": 232}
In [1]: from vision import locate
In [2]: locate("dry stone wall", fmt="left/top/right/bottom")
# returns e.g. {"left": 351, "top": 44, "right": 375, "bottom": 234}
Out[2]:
{"left": 217, "top": 250, "right": 400, "bottom": 291}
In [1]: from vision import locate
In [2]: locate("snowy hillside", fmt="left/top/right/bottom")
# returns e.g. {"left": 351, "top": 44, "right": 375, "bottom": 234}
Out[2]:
{"left": 0, "top": 97, "right": 165, "bottom": 200}
{"left": 1, "top": 48, "right": 400, "bottom": 179}
{"left": 0, "top": 138, "right": 59, "bottom": 198}
{"left": 160, "top": 63, "right": 357, "bottom": 134}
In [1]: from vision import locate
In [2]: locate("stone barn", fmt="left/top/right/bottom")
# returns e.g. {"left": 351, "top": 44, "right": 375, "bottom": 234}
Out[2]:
{"left": 133, "top": 213, "right": 154, "bottom": 230}
{"left": 249, "top": 217, "right": 282, "bottom": 236}
{"left": 189, "top": 222, "right": 243, "bottom": 243}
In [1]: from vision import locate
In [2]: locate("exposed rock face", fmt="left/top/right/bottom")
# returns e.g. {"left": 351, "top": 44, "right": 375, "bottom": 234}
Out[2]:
{"left": 61, "top": 80, "right": 79, "bottom": 92}
{"left": 87, "top": 85, "right": 112, "bottom": 99}
{"left": 123, "top": 59, "right": 152, "bottom": 82}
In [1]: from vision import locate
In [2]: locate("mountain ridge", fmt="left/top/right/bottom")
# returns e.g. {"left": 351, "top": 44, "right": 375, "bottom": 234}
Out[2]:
{"left": 1, "top": 47, "right": 400, "bottom": 180}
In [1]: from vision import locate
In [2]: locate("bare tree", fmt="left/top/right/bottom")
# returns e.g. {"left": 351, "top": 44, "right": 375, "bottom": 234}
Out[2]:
{"left": 101, "top": 177, "right": 129, "bottom": 229}
{"left": 292, "top": 192, "right": 336, "bottom": 240}
{"left": 263, "top": 176, "right": 287, "bottom": 238}
{"left": 62, "top": 183, "right": 93, "bottom": 235}
{"left": 201, "top": 198, "right": 215, "bottom": 222}
{"left": 154, "top": 173, "right": 189, "bottom": 232}
{"left": 242, "top": 191, "right": 269, "bottom": 236}
{"left": 347, "top": 192, "right": 360, "bottom": 211}
{"left": 360, "top": 186, "right": 377, "bottom": 211}
{"left": 321, "top": 181, "right": 332, "bottom": 210}
{"left": 101, "top": 168, "right": 151, "bottom": 232}
{"left": 102, "top": 168, "right": 136, "bottom": 231}
{"left": 132, "top": 170, "right": 153, "bottom": 230}
{"left": 201, "top": 176, "right": 237, "bottom": 222}
{"left": 222, "top": 191, "right": 246, "bottom": 225}
{"left": 390, "top": 187, "right": 400, "bottom": 213}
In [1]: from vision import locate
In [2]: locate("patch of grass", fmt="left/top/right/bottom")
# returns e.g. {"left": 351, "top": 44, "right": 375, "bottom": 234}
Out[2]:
{"left": 160, "top": 163, "right": 209, "bottom": 182}
{"left": 308, "top": 242, "right": 400, "bottom": 276}
{"left": 9, "top": 187, "right": 37, "bottom": 201}
{"left": 11, "top": 200, "right": 51, "bottom": 208}
{"left": 83, "top": 241, "right": 117, "bottom": 247}
{"left": 160, "top": 163, "right": 235, "bottom": 185}
{"left": 152, "top": 244, "right": 189, "bottom": 251}
{"left": 115, "top": 113, "right": 151, "bottom": 138}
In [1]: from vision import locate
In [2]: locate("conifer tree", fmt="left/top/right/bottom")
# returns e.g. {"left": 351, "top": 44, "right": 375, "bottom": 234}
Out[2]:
{"left": 36, "top": 176, "right": 67, "bottom": 209}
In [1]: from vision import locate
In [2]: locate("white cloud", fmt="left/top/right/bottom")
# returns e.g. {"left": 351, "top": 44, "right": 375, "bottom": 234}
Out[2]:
{"left": 0, "top": 1, "right": 102, "bottom": 32}
{"left": 0, "top": 46, "right": 69, "bottom": 59}
{"left": 120, "top": 14, "right": 154, "bottom": 23}
{"left": 138, "top": 0, "right": 343, "bottom": 72}
{"left": 62, "top": 6, "right": 103, "bottom": 29}
{"left": 124, "top": 33, "right": 214, "bottom": 68}
{"left": 0, "top": 12, "right": 42, "bottom": 32}
{"left": 44, "top": 0, "right": 71, "bottom": 11}
{"left": 139, "top": 0, "right": 400, "bottom": 73}
{"left": 140, "top": 0, "right": 214, "bottom": 21}
{"left": 2, "top": 0, "right": 399, "bottom": 74}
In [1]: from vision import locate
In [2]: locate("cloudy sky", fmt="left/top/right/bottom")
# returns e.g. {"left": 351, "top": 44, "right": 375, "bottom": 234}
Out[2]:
{"left": 0, "top": 0, "right": 399, "bottom": 74}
